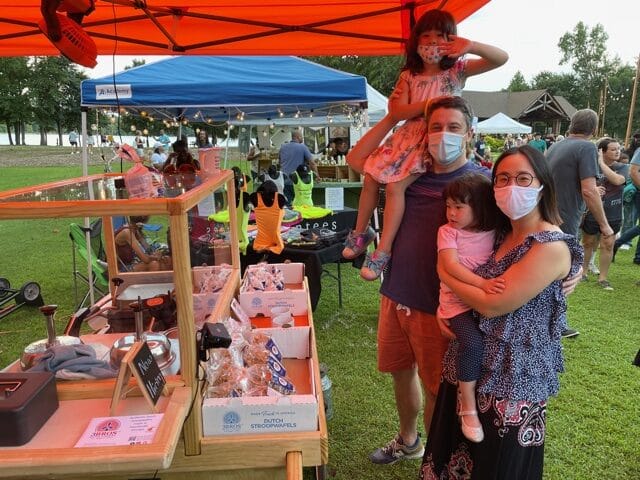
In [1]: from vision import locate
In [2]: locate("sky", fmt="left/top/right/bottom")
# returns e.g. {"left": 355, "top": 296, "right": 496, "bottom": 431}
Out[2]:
{"left": 86, "top": 0, "right": 638, "bottom": 92}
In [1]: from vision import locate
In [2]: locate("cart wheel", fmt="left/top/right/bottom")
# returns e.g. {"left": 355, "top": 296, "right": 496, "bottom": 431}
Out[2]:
{"left": 0, "top": 277, "right": 10, "bottom": 299}
{"left": 20, "top": 282, "right": 41, "bottom": 305}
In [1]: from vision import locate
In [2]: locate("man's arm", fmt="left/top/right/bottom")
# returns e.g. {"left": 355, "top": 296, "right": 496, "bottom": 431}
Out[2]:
{"left": 581, "top": 177, "right": 613, "bottom": 236}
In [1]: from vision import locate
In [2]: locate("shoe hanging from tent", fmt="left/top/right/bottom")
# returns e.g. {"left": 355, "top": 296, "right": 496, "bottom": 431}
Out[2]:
{"left": 0, "top": 0, "right": 489, "bottom": 57}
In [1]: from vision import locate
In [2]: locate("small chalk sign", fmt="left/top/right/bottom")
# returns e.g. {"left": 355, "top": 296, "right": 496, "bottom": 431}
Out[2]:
{"left": 132, "top": 342, "right": 166, "bottom": 406}
{"left": 110, "top": 341, "right": 168, "bottom": 415}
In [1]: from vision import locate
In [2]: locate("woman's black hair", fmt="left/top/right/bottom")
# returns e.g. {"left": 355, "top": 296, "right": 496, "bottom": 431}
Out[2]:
{"left": 443, "top": 174, "right": 499, "bottom": 231}
{"left": 492, "top": 145, "right": 562, "bottom": 232}
{"left": 404, "top": 9, "right": 458, "bottom": 75}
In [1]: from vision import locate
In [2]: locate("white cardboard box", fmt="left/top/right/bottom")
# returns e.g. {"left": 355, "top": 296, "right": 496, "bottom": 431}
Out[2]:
{"left": 202, "top": 362, "right": 318, "bottom": 436}
{"left": 239, "top": 263, "right": 308, "bottom": 316}
{"left": 202, "top": 325, "right": 318, "bottom": 436}
{"left": 253, "top": 325, "right": 311, "bottom": 359}
{"left": 192, "top": 266, "right": 231, "bottom": 326}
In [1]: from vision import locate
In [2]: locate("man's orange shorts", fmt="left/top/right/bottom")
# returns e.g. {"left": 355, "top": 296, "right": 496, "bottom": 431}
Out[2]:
{"left": 377, "top": 295, "right": 449, "bottom": 397}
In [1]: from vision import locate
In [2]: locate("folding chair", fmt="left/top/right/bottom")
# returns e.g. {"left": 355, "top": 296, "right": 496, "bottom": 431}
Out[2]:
{"left": 70, "top": 220, "right": 109, "bottom": 309}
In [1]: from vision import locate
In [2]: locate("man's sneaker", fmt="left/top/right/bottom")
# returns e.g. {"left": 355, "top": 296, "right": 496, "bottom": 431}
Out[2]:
{"left": 619, "top": 244, "right": 631, "bottom": 250}
{"left": 561, "top": 328, "right": 580, "bottom": 339}
{"left": 342, "top": 226, "right": 375, "bottom": 259}
{"left": 369, "top": 434, "right": 424, "bottom": 465}
{"left": 588, "top": 263, "right": 600, "bottom": 275}
{"left": 361, "top": 250, "right": 391, "bottom": 281}
{"left": 597, "top": 280, "right": 614, "bottom": 291}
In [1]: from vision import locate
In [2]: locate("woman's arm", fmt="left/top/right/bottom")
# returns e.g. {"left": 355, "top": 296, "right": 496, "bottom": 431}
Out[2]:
{"left": 440, "top": 36, "right": 508, "bottom": 78}
{"left": 439, "top": 249, "right": 505, "bottom": 294}
{"left": 437, "top": 240, "right": 570, "bottom": 317}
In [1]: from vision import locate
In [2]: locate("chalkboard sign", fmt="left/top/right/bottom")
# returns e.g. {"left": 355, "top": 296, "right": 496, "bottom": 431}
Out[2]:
{"left": 131, "top": 342, "right": 166, "bottom": 406}
{"left": 110, "top": 341, "right": 168, "bottom": 414}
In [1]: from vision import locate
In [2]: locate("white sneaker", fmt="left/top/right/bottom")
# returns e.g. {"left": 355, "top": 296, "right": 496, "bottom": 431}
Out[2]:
{"left": 588, "top": 264, "right": 600, "bottom": 275}
{"left": 620, "top": 244, "right": 631, "bottom": 251}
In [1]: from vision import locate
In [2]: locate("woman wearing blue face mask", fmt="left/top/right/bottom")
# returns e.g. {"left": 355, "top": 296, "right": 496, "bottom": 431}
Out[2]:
{"left": 422, "top": 145, "right": 584, "bottom": 479}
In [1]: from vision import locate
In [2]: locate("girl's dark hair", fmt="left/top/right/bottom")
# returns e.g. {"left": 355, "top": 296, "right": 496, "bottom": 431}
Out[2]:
{"left": 404, "top": 9, "right": 457, "bottom": 75}
{"left": 492, "top": 145, "right": 562, "bottom": 232}
{"left": 443, "top": 174, "right": 499, "bottom": 231}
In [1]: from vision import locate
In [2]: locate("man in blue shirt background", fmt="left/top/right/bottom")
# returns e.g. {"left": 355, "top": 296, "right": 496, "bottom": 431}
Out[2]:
{"left": 278, "top": 129, "right": 317, "bottom": 203}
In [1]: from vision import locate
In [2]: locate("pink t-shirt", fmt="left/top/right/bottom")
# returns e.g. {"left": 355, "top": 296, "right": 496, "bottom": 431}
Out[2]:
{"left": 437, "top": 224, "right": 495, "bottom": 319}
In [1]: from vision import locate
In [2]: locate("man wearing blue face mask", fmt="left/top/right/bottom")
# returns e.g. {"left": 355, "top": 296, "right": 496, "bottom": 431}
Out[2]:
{"left": 370, "top": 96, "right": 491, "bottom": 463}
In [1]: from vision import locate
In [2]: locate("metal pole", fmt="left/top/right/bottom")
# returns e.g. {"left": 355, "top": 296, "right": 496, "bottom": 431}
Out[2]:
{"left": 624, "top": 54, "right": 640, "bottom": 149}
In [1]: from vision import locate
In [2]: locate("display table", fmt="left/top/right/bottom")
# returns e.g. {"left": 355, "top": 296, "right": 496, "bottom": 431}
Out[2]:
{"left": 0, "top": 172, "right": 327, "bottom": 479}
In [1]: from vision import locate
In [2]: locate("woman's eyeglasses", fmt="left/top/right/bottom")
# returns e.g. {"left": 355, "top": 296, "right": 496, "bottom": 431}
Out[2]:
{"left": 493, "top": 173, "right": 536, "bottom": 188}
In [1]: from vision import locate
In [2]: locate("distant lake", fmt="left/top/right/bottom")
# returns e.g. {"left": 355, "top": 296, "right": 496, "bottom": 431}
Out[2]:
{"left": 0, "top": 133, "right": 238, "bottom": 148}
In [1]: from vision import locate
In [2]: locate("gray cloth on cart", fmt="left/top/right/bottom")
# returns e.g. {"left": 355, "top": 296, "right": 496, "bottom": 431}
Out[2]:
{"left": 29, "top": 343, "right": 117, "bottom": 379}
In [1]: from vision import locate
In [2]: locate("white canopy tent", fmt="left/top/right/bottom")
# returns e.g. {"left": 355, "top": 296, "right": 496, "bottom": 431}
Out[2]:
{"left": 476, "top": 112, "right": 532, "bottom": 134}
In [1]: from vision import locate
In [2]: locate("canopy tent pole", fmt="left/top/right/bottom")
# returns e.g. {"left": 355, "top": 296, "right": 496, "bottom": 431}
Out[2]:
{"left": 81, "top": 108, "right": 95, "bottom": 306}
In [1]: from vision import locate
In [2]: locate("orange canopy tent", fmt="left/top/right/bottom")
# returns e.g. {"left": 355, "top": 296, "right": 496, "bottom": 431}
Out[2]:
{"left": 0, "top": 0, "right": 489, "bottom": 58}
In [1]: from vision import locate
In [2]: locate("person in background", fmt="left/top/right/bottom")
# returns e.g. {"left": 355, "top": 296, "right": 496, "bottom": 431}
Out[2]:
{"left": 151, "top": 143, "right": 167, "bottom": 169}
{"left": 473, "top": 134, "right": 486, "bottom": 163}
{"left": 86, "top": 133, "right": 95, "bottom": 152}
{"left": 613, "top": 145, "right": 640, "bottom": 263}
{"left": 68, "top": 130, "right": 79, "bottom": 154}
{"left": 529, "top": 132, "right": 547, "bottom": 153}
{"left": 547, "top": 108, "right": 612, "bottom": 338}
{"left": 421, "top": 145, "right": 583, "bottom": 479}
{"left": 502, "top": 133, "right": 516, "bottom": 151}
{"left": 162, "top": 139, "right": 200, "bottom": 172}
{"left": 196, "top": 130, "right": 213, "bottom": 149}
{"left": 247, "top": 138, "right": 262, "bottom": 181}
{"left": 115, "top": 216, "right": 172, "bottom": 272}
{"left": 278, "top": 129, "right": 317, "bottom": 204}
{"left": 581, "top": 138, "right": 627, "bottom": 290}
{"left": 154, "top": 129, "right": 171, "bottom": 150}
{"left": 134, "top": 131, "right": 145, "bottom": 156}
{"left": 332, "top": 137, "right": 349, "bottom": 161}
{"left": 344, "top": 9, "right": 508, "bottom": 281}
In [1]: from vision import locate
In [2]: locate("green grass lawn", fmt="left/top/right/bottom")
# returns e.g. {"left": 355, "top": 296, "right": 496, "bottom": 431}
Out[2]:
{"left": 1, "top": 151, "right": 639, "bottom": 479}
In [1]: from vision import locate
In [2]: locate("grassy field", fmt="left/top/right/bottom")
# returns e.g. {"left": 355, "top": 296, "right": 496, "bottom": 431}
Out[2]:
{"left": 1, "top": 146, "right": 639, "bottom": 479}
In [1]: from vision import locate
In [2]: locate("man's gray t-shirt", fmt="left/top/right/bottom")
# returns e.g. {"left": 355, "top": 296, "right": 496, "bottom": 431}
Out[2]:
{"left": 547, "top": 137, "right": 598, "bottom": 236}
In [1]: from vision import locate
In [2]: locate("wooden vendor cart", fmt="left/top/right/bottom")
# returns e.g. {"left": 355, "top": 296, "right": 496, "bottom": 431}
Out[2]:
{"left": 0, "top": 171, "right": 328, "bottom": 479}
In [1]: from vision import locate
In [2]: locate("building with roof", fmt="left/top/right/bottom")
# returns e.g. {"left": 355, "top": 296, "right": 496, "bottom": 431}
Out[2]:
{"left": 462, "top": 89, "right": 577, "bottom": 135}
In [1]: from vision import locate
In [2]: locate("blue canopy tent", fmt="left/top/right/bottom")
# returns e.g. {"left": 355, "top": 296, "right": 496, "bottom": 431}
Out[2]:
{"left": 80, "top": 56, "right": 369, "bottom": 124}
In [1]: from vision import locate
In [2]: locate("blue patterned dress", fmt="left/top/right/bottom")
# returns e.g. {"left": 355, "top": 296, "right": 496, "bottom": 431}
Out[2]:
{"left": 420, "top": 231, "right": 583, "bottom": 480}
{"left": 363, "top": 60, "right": 467, "bottom": 184}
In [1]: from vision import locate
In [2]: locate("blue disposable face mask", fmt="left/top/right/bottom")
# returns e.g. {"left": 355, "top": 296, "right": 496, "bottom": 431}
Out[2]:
{"left": 428, "top": 132, "right": 466, "bottom": 165}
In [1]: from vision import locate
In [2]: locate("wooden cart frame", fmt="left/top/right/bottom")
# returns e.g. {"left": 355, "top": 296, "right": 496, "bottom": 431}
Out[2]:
{"left": 0, "top": 171, "right": 328, "bottom": 479}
